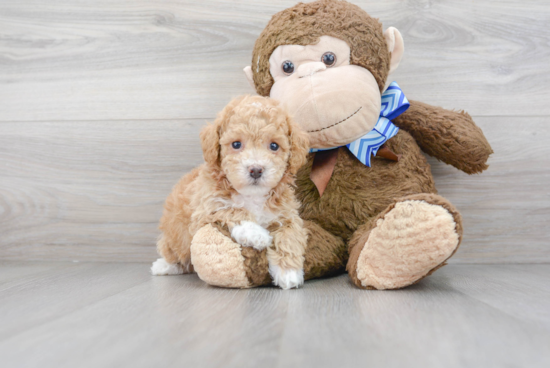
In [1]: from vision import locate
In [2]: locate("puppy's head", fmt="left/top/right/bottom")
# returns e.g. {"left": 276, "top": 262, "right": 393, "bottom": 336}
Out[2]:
{"left": 200, "top": 95, "right": 309, "bottom": 195}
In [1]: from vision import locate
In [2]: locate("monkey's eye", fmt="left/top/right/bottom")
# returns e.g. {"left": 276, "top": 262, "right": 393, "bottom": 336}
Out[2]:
{"left": 322, "top": 52, "right": 336, "bottom": 67}
{"left": 270, "top": 142, "right": 279, "bottom": 151}
{"left": 282, "top": 60, "right": 295, "bottom": 75}
{"left": 232, "top": 141, "right": 242, "bottom": 149}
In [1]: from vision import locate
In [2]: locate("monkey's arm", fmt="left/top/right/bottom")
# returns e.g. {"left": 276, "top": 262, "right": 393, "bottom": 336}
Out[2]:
{"left": 392, "top": 100, "right": 493, "bottom": 174}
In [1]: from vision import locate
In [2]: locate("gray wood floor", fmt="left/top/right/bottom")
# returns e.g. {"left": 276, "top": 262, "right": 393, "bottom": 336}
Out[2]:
{"left": 1, "top": 261, "right": 549, "bottom": 368}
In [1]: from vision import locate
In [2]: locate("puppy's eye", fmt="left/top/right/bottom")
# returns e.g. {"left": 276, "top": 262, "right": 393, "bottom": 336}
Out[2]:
{"left": 232, "top": 141, "right": 242, "bottom": 149}
{"left": 282, "top": 60, "right": 294, "bottom": 75}
{"left": 270, "top": 142, "right": 279, "bottom": 151}
{"left": 321, "top": 52, "right": 336, "bottom": 67}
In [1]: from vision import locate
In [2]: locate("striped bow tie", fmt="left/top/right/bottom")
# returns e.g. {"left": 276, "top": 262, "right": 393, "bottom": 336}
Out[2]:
{"left": 311, "top": 82, "right": 410, "bottom": 167}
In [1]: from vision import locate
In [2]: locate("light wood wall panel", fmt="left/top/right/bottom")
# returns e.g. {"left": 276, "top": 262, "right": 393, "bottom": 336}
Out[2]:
{"left": 1, "top": 0, "right": 549, "bottom": 121}
{"left": 0, "top": 120, "right": 203, "bottom": 262}
{"left": 0, "top": 117, "right": 548, "bottom": 263}
{"left": 0, "top": 0, "right": 548, "bottom": 262}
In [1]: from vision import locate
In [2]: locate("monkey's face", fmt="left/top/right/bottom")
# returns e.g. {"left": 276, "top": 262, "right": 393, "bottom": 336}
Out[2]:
{"left": 267, "top": 36, "right": 382, "bottom": 149}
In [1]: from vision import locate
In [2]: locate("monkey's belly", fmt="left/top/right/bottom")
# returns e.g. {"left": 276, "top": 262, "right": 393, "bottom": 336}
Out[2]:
{"left": 296, "top": 130, "right": 437, "bottom": 241}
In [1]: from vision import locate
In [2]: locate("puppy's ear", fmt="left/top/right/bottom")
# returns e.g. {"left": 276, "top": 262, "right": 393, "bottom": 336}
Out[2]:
{"left": 200, "top": 123, "right": 220, "bottom": 167}
{"left": 200, "top": 96, "right": 244, "bottom": 167}
{"left": 287, "top": 117, "right": 310, "bottom": 175}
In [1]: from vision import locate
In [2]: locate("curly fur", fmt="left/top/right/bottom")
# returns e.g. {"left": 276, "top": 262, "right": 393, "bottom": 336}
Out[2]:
{"left": 156, "top": 95, "right": 310, "bottom": 281}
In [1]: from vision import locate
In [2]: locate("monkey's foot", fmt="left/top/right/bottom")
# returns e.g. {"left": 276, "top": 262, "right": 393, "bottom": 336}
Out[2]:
{"left": 347, "top": 194, "right": 463, "bottom": 290}
{"left": 190, "top": 224, "right": 271, "bottom": 288}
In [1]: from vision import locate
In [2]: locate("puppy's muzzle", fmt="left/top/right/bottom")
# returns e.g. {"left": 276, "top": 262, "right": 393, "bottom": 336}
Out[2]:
{"left": 249, "top": 166, "right": 263, "bottom": 179}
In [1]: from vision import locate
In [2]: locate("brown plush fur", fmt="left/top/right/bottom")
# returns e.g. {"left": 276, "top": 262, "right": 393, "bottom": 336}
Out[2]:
{"left": 394, "top": 100, "right": 493, "bottom": 174}
{"left": 296, "top": 130, "right": 437, "bottom": 242}
{"left": 302, "top": 220, "right": 348, "bottom": 280}
{"left": 252, "top": 0, "right": 390, "bottom": 96}
{"left": 242, "top": 247, "right": 272, "bottom": 286}
{"left": 157, "top": 95, "right": 310, "bottom": 275}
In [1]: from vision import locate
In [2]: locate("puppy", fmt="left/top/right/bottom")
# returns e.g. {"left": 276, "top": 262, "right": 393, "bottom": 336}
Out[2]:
{"left": 151, "top": 95, "right": 310, "bottom": 289}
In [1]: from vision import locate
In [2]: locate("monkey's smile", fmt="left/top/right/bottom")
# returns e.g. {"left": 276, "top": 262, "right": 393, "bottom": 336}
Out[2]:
{"left": 307, "top": 106, "right": 362, "bottom": 133}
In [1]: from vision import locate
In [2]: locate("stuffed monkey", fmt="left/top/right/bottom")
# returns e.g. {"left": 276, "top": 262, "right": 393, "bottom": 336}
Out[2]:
{"left": 189, "top": 0, "right": 493, "bottom": 289}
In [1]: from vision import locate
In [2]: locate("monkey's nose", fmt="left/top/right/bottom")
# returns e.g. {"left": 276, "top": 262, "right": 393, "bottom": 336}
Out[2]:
{"left": 297, "top": 62, "right": 326, "bottom": 78}
{"left": 249, "top": 166, "right": 263, "bottom": 179}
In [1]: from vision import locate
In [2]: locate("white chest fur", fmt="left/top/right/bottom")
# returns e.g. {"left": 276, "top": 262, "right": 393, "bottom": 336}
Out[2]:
{"left": 231, "top": 193, "right": 277, "bottom": 227}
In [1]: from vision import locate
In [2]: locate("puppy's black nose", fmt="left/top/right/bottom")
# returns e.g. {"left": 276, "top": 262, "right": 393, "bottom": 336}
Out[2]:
{"left": 249, "top": 166, "right": 263, "bottom": 179}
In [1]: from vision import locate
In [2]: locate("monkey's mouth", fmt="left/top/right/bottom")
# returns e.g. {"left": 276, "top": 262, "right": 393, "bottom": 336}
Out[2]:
{"left": 307, "top": 106, "right": 362, "bottom": 133}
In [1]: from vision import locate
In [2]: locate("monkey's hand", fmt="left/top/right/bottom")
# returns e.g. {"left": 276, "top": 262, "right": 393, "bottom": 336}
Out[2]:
{"left": 393, "top": 100, "right": 493, "bottom": 174}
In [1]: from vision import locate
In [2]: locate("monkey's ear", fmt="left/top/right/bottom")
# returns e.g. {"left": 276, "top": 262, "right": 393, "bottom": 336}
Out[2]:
{"left": 384, "top": 27, "right": 405, "bottom": 75}
{"left": 199, "top": 123, "right": 220, "bottom": 167}
{"left": 243, "top": 66, "right": 255, "bottom": 89}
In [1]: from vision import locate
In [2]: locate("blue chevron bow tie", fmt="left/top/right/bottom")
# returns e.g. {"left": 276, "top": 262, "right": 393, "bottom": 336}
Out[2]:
{"left": 311, "top": 82, "right": 410, "bottom": 167}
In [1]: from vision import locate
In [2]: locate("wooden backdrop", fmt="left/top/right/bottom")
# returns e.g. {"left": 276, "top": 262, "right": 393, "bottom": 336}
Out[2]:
{"left": 1, "top": 0, "right": 548, "bottom": 263}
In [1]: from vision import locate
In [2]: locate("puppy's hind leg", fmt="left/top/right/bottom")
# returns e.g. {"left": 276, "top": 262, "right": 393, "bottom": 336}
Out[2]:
{"left": 151, "top": 235, "right": 191, "bottom": 276}
{"left": 151, "top": 258, "right": 185, "bottom": 276}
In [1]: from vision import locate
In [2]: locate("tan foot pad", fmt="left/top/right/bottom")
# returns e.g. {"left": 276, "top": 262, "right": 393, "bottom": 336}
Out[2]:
{"left": 356, "top": 200, "right": 460, "bottom": 290}
{"left": 191, "top": 224, "right": 251, "bottom": 289}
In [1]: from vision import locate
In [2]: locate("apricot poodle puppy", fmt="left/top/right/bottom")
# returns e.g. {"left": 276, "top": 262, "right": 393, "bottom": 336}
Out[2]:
{"left": 151, "top": 95, "right": 310, "bottom": 289}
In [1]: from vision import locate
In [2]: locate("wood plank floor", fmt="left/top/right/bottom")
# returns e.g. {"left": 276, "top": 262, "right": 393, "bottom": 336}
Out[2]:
{"left": 1, "top": 261, "right": 549, "bottom": 368}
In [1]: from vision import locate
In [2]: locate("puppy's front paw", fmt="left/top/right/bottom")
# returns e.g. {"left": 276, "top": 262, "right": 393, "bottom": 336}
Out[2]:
{"left": 231, "top": 221, "right": 272, "bottom": 250}
{"left": 269, "top": 264, "right": 304, "bottom": 290}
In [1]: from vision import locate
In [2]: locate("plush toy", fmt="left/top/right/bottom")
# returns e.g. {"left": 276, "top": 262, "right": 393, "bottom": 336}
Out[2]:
{"left": 189, "top": 0, "right": 493, "bottom": 289}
